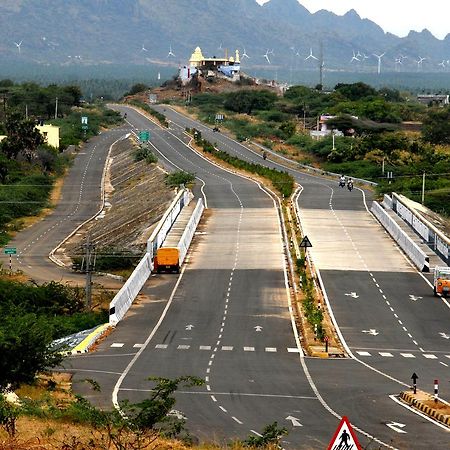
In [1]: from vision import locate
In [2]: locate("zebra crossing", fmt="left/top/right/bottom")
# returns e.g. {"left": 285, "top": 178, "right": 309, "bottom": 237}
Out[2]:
{"left": 355, "top": 350, "right": 450, "bottom": 360}
{"left": 109, "top": 342, "right": 301, "bottom": 354}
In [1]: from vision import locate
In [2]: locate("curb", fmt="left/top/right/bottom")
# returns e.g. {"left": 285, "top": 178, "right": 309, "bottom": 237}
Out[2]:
{"left": 400, "top": 391, "right": 450, "bottom": 427}
{"left": 70, "top": 323, "right": 111, "bottom": 355}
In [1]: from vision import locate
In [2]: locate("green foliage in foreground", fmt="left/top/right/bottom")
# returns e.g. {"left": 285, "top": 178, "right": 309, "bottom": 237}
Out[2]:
{"left": 13, "top": 376, "right": 204, "bottom": 444}
{"left": 0, "top": 280, "right": 107, "bottom": 389}
{"left": 242, "top": 422, "right": 288, "bottom": 448}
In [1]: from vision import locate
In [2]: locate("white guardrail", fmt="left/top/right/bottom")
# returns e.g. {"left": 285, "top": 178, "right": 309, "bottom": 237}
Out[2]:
{"left": 109, "top": 188, "right": 194, "bottom": 325}
{"left": 371, "top": 201, "right": 430, "bottom": 272}
{"left": 391, "top": 193, "right": 449, "bottom": 266}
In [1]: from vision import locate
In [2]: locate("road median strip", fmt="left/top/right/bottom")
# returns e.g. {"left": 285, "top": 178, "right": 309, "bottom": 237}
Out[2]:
{"left": 400, "top": 390, "right": 450, "bottom": 427}
{"left": 70, "top": 323, "right": 111, "bottom": 354}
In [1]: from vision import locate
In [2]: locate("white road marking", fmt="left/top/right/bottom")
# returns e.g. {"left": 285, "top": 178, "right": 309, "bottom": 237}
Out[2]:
{"left": 219, "top": 406, "right": 227, "bottom": 413}
{"left": 155, "top": 344, "right": 168, "bottom": 349}
{"left": 244, "top": 346, "right": 255, "bottom": 352}
{"left": 110, "top": 343, "right": 124, "bottom": 348}
{"left": 287, "top": 348, "right": 301, "bottom": 353}
{"left": 199, "top": 345, "right": 211, "bottom": 350}
{"left": 379, "top": 352, "right": 394, "bottom": 357}
{"left": 356, "top": 351, "right": 371, "bottom": 356}
{"left": 400, "top": 353, "right": 415, "bottom": 358}
{"left": 232, "top": 416, "right": 243, "bottom": 424}
{"left": 177, "top": 345, "right": 190, "bottom": 350}
{"left": 133, "top": 344, "right": 144, "bottom": 348}
{"left": 221, "top": 346, "right": 233, "bottom": 351}
{"left": 265, "top": 347, "right": 277, "bottom": 352}
{"left": 423, "top": 354, "right": 437, "bottom": 359}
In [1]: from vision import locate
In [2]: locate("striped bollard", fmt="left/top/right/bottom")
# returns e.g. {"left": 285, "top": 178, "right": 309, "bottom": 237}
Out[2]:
{"left": 434, "top": 379, "right": 438, "bottom": 403}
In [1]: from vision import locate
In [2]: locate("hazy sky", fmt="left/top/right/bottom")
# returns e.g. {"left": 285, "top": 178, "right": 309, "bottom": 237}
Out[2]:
{"left": 256, "top": 0, "right": 449, "bottom": 40}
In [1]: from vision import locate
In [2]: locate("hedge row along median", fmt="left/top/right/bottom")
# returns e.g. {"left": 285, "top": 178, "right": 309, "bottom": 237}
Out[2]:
{"left": 190, "top": 129, "right": 294, "bottom": 198}
{"left": 128, "top": 100, "right": 169, "bottom": 128}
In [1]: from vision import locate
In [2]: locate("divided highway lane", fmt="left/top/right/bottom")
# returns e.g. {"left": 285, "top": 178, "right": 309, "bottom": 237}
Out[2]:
{"left": 0, "top": 128, "right": 129, "bottom": 284}
{"left": 67, "top": 105, "right": 357, "bottom": 449}
{"left": 149, "top": 106, "right": 450, "bottom": 448}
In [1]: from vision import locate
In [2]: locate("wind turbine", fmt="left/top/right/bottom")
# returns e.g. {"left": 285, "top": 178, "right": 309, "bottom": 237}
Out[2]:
{"left": 167, "top": 45, "right": 175, "bottom": 58}
{"left": 141, "top": 43, "right": 148, "bottom": 52}
{"left": 242, "top": 48, "right": 250, "bottom": 59}
{"left": 14, "top": 40, "right": 23, "bottom": 53}
{"left": 373, "top": 52, "right": 385, "bottom": 74}
{"left": 263, "top": 49, "right": 271, "bottom": 64}
{"left": 395, "top": 57, "right": 402, "bottom": 71}
{"left": 350, "top": 50, "right": 360, "bottom": 63}
{"left": 416, "top": 56, "right": 426, "bottom": 70}
{"left": 362, "top": 53, "right": 370, "bottom": 61}
{"left": 438, "top": 59, "right": 446, "bottom": 68}
{"left": 305, "top": 47, "right": 318, "bottom": 61}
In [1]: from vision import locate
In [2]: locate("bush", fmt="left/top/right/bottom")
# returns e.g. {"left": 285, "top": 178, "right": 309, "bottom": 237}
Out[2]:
{"left": 165, "top": 170, "right": 196, "bottom": 188}
{"left": 133, "top": 146, "right": 158, "bottom": 164}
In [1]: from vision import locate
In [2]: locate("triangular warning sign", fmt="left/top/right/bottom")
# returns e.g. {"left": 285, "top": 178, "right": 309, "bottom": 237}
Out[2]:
{"left": 327, "top": 416, "right": 362, "bottom": 450}
{"left": 299, "top": 235, "right": 312, "bottom": 248}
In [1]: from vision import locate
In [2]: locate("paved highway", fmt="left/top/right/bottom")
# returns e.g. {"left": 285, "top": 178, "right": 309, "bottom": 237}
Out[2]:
{"left": 0, "top": 128, "right": 128, "bottom": 286}
{"left": 144, "top": 105, "right": 450, "bottom": 448}
{"left": 60, "top": 104, "right": 450, "bottom": 448}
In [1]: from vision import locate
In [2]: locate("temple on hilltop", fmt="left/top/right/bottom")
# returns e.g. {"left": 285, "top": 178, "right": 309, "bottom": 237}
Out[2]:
{"left": 179, "top": 46, "right": 241, "bottom": 84}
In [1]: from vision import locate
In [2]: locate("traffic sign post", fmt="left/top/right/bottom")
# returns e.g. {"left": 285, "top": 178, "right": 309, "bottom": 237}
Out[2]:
{"left": 4, "top": 247, "right": 16, "bottom": 272}
{"left": 139, "top": 130, "right": 150, "bottom": 143}
{"left": 411, "top": 372, "right": 418, "bottom": 394}
{"left": 299, "top": 235, "right": 312, "bottom": 249}
{"left": 434, "top": 379, "right": 439, "bottom": 403}
{"left": 327, "top": 416, "right": 362, "bottom": 450}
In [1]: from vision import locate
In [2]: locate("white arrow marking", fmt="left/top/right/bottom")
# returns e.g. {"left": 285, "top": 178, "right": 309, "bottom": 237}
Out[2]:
{"left": 362, "top": 329, "right": 379, "bottom": 336}
{"left": 185, "top": 324, "right": 194, "bottom": 331}
{"left": 345, "top": 292, "right": 359, "bottom": 298}
{"left": 409, "top": 295, "right": 422, "bottom": 301}
{"left": 254, "top": 326, "right": 263, "bottom": 332}
{"left": 439, "top": 332, "right": 450, "bottom": 340}
{"left": 386, "top": 422, "right": 407, "bottom": 434}
{"left": 168, "top": 409, "right": 186, "bottom": 420}
{"left": 286, "top": 416, "right": 303, "bottom": 427}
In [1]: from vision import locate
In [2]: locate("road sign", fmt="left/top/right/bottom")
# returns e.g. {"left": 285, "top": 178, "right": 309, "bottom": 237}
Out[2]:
{"left": 327, "top": 416, "right": 362, "bottom": 450}
{"left": 81, "top": 116, "right": 88, "bottom": 125}
{"left": 4, "top": 247, "right": 16, "bottom": 255}
{"left": 215, "top": 113, "right": 224, "bottom": 121}
{"left": 299, "top": 236, "right": 312, "bottom": 248}
{"left": 139, "top": 130, "right": 150, "bottom": 142}
{"left": 411, "top": 372, "right": 418, "bottom": 394}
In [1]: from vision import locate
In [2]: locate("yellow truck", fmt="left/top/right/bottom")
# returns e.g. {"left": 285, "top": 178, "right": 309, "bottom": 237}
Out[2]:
{"left": 154, "top": 247, "right": 180, "bottom": 273}
{"left": 433, "top": 266, "right": 450, "bottom": 297}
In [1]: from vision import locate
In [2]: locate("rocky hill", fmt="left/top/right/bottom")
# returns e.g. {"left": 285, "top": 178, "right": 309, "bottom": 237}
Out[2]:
{"left": 0, "top": 0, "right": 449, "bottom": 73}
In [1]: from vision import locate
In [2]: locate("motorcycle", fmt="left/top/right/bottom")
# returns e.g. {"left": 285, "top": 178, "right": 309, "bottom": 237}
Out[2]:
{"left": 347, "top": 181, "right": 354, "bottom": 191}
{"left": 339, "top": 179, "right": 346, "bottom": 188}
{"left": 262, "top": 151, "right": 267, "bottom": 160}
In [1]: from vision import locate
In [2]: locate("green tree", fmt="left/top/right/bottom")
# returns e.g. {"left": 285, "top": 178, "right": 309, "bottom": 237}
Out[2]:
{"left": 1, "top": 112, "right": 44, "bottom": 161}
{"left": 0, "top": 313, "right": 63, "bottom": 390}
{"left": 421, "top": 107, "right": 450, "bottom": 145}
{"left": 126, "top": 83, "right": 149, "bottom": 96}
{"left": 224, "top": 90, "right": 277, "bottom": 115}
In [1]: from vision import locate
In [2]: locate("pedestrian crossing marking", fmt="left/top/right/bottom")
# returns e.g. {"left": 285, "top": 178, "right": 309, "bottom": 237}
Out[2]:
{"left": 400, "top": 353, "right": 415, "bottom": 358}
{"left": 265, "top": 347, "right": 277, "bottom": 352}
{"left": 243, "top": 346, "right": 255, "bottom": 352}
{"left": 379, "top": 352, "right": 393, "bottom": 357}
{"left": 423, "top": 354, "right": 438, "bottom": 359}
{"left": 155, "top": 344, "right": 168, "bottom": 349}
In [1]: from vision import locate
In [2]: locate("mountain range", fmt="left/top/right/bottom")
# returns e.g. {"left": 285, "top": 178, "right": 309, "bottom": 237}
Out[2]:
{"left": 0, "top": 0, "right": 449, "bottom": 74}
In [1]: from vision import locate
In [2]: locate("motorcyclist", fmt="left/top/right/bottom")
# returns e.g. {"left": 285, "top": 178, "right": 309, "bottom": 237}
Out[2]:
{"left": 347, "top": 177, "right": 354, "bottom": 191}
{"left": 262, "top": 151, "right": 267, "bottom": 160}
{"left": 339, "top": 175, "right": 346, "bottom": 187}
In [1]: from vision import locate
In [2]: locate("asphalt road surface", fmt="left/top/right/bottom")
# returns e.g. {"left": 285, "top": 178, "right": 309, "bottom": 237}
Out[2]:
{"left": 63, "top": 105, "right": 449, "bottom": 449}
{"left": 0, "top": 128, "right": 128, "bottom": 287}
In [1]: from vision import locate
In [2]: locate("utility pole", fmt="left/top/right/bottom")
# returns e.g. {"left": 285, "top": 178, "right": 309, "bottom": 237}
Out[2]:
{"left": 82, "top": 235, "right": 95, "bottom": 309}
{"left": 54, "top": 97, "right": 58, "bottom": 119}
{"left": 319, "top": 40, "right": 324, "bottom": 89}
{"left": 421, "top": 172, "right": 426, "bottom": 204}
